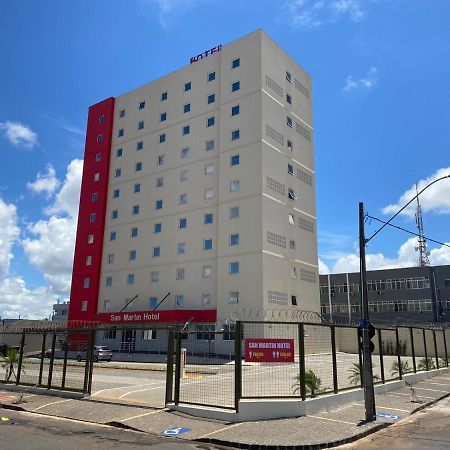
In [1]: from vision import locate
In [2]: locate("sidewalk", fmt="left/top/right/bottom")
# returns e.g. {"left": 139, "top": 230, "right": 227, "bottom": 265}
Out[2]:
{"left": 1, "top": 369, "right": 450, "bottom": 449}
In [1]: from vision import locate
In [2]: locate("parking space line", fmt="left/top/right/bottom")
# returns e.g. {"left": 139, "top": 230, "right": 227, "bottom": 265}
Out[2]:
{"left": 308, "top": 415, "right": 355, "bottom": 425}
{"left": 31, "top": 399, "right": 73, "bottom": 411}
{"left": 91, "top": 381, "right": 164, "bottom": 397}
{"left": 362, "top": 405, "right": 410, "bottom": 413}
{"left": 414, "top": 387, "right": 449, "bottom": 393}
{"left": 119, "top": 382, "right": 167, "bottom": 398}
{"left": 120, "top": 409, "right": 164, "bottom": 422}
{"left": 197, "top": 422, "right": 242, "bottom": 439}
{"left": 386, "top": 392, "right": 435, "bottom": 400}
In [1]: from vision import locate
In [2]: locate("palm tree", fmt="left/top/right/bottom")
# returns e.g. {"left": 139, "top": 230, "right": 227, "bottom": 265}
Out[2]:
{"left": 1, "top": 348, "right": 22, "bottom": 382}
{"left": 293, "top": 369, "right": 323, "bottom": 398}
{"left": 390, "top": 360, "right": 411, "bottom": 377}
{"left": 438, "top": 357, "right": 449, "bottom": 368}
{"left": 347, "top": 362, "right": 380, "bottom": 385}
{"left": 418, "top": 357, "right": 435, "bottom": 371}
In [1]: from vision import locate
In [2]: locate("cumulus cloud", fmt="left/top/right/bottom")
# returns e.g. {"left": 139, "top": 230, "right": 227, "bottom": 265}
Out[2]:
{"left": 343, "top": 66, "right": 378, "bottom": 92}
{"left": 319, "top": 259, "right": 331, "bottom": 274}
{"left": 0, "top": 120, "right": 38, "bottom": 149}
{"left": 0, "top": 198, "right": 20, "bottom": 279}
{"left": 382, "top": 167, "right": 450, "bottom": 217}
{"left": 27, "top": 164, "right": 60, "bottom": 198}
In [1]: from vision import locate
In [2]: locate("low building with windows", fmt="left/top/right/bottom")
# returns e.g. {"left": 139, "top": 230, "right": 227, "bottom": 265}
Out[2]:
{"left": 68, "top": 30, "right": 319, "bottom": 352}
{"left": 320, "top": 265, "right": 450, "bottom": 323}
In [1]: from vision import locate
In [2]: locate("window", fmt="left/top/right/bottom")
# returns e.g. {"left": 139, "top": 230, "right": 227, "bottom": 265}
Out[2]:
{"left": 84, "top": 278, "right": 90, "bottom": 288}
{"left": 92, "top": 193, "right": 98, "bottom": 202}
{"left": 176, "top": 268, "right": 185, "bottom": 280}
{"left": 204, "top": 188, "right": 214, "bottom": 199}
{"left": 159, "top": 133, "right": 166, "bottom": 143}
{"left": 202, "top": 265, "right": 212, "bottom": 278}
{"left": 179, "top": 194, "right": 187, "bottom": 205}
{"left": 156, "top": 176, "right": 164, "bottom": 187}
{"left": 160, "top": 112, "right": 167, "bottom": 122}
{"left": 132, "top": 205, "right": 140, "bottom": 215}
{"left": 115, "top": 168, "right": 121, "bottom": 178}
{"left": 139, "top": 101, "right": 145, "bottom": 109}
{"left": 154, "top": 223, "right": 161, "bottom": 233}
{"left": 81, "top": 300, "right": 88, "bottom": 312}
{"left": 151, "top": 271, "right": 159, "bottom": 283}
{"left": 179, "top": 218, "right": 187, "bottom": 229}
{"left": 85, "top": 256, "right": 92, "bottom": 266}
{"left": 204, "top": 213, "right": 213, "bottom": 224}
{"left": 230, "top": 154, "right": 239, "bottom": 166}
{"left": 229, "top": 261, "right": 239, "bottom": 274}
{"left": 157, "top": 154, "right": 165, "bottom": 165}
{"left": 229, "top": 291, "right": 239, "bottom": 304}
{"left": 127, "top": 274, "right": 135, "bottom": 285}
{"left": 286, "top": 94, "right": 292, "bottom": 105}
{"left": 208, "top": 71, "right": 216, "bottom": 82}
{"left": 134, "top": 183, "right": 141, "bottom": 193}
{"left": 231, "top": 129, "right": 240, "bottom": 141}
{"left": 288, "top": 188, "right": 297, "bottom": 200}
{"left": 230, "top": 206, "right": 239, "bottom": 218}
{"left": 113, "top": 189, "right": 120, "bottom": 198}
{"left": 231, "top": 81, "right": 240, "bottom": 92}
{"left": 202, "top": 293, "right": 211, "bottom": 306}
{"left": 183, "top": 103, "right": 191, "bottom": 113}
{"left": 287, "top": 140, "right": 293, "bottom": 151}
{"left": 119, "top": 109, "right": 125, "bottom": 118}
{"left": 232, "top": 58, "right": 240, "bottom": 69}
{"left": 184, "top": 81, "right": 191, "bottom": 92}
{"left": 89, "top": 213, "right": 96, "bottom": 223}
{"left": 180, "top": 170, "right": 188, "bottom": 181}
{"left": 138, "top": 121, "right": 144, "bottom": 130}
{"left": 291, "top": 295, "right": 297, "bottom": 306}
{"left": 287, "top": 116, "right": 293, "bottom": 128}
{"left": 93, "top": 173, "right": 100, "bottom": 182}
{"left": 206, "top": 139, "right": 215, "bottom": 151}
{"left": 143, "top": 328, "right": 157, "bottom": 340}
{"left": 290, "top": 266, "right": 297, "bottom": 278}
{"left": 98, "top": 115, "right": 105, "bottom": 124}
{"left": 107, "top": 254, "right": 114, "bottom": 264}
{"left": 135, "top": 162, "right": 142, "bottom": 172}
{"left": 231, "top": 105, "right": 240, "bottom": 116}
{"left": 95, "top": 153, "right": 102, "bottom": 162}
{"left": 110, "top": 231, "right": 116, "bottom": 241}
{"left": 207, "top": 116, "right": 215, "bottom": 127}
{"left": 177, "top": 242, "right": 186, "bottom": 254}
{"left": 175, "top": 295, "right": 184, "bottom": 307}
{"left": 97, "top": 134, "right": 104, "bottom": 143}
{"left": 204, "top": 239, "right": 213, "bottom": 251}
{"left": 230, "top": 234, "right": 239, "bottom": 246}
{"left": 288, "top": 164, "right": 294, "bottom": 175}
{"left": 205, "top": 163, "right": 214, "bottom": 175}
{"left": 111, "top": 209, "right": 118, "bottom": 219}
{"left": 136, "top": 141, "right": 143, "bottom": 151}
{"left": 105, "top": 277, "right": 112, "bottom": 287}
{"left": 181, "top": 147, "right": 189, "bottom": 159}
{"left": 116, "top": 148, "right": 123, "bottom": 157}
{"left": 131, "top": 227, "right": 138, "bottom": 237}
{"left": 161, "top": 91, "right": 167, "bottom": 101}
{"left": 207, "top": 93, "right": 215, "bottom": 104}
{"left": 289, "top": 239, "right": 296, "bottom": 250}
{"left": 286, "top": 71, "right": 292, "bottom": 82}
{"left": 288, "top": 213, "right": 295, "bottom": 225}
{"left": 182, "top": 125, "right": 190, "bottom": 135}
{"left": 88, "top": 234, "right": 94, "bottom": 244}
{"left": 104, "top": 329, "right": 118, "bottom": 341}
{"left": 153, "top": 247, "right": 160, "bottom": 257}
{"left": 118, "top": 128, "right": 124, "bottom": 137}
{"left": 129, "top": 250, "right": 136, "bottom": 261}
{"left": 230, "top": 179, "right": 240, "bottom": 192}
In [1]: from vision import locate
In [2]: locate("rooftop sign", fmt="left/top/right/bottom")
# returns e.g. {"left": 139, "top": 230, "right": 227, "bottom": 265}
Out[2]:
{"left": 190, "top": 44, "right": 222, "bottom": 64}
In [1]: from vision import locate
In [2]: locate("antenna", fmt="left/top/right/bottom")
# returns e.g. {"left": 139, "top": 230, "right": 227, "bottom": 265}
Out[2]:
{"left": 415, "top": 181, "right": 430, "bottom": 267}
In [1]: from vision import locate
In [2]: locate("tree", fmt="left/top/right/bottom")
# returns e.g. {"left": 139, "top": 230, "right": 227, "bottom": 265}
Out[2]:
{"left": 293, "top": 369, "right": 324, "bottom": 398}
{"left": 390, "top": 360, "right": 411, "bottom": 377}
{"left": 347, "top": 362, "right": 380, "bottom": 385}
{"left": 418, "top": 357, "right": 435, "bottom": 371}
{"left": 1, "top": 348, "right": 23, "bottom": 382}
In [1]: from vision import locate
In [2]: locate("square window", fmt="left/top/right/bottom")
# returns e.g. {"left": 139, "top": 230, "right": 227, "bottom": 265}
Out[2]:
{"left": 88, "top": 234, "right": 94, "bottom": 244}
{"left": 176, "top": 268, "right": 185, "bottom": 280}
{"left": 230, "top": 206, "right": 239, "bottom": 218}
{"left": 115, "top": 168, "right": 121, "bottom": 178}
{"left": 98, "top": 115, "right": 105, "bottom": 124}
{"left": 230, "top": 233, "right": 239, "bottom": 246}
{"left": 132, "top": 205, "right": 140, "bottom": 215}
{"left": 129, "top": 250, "right": 137, "bottom": 261}
{"left": 288, "top": 213, "right": 295, "bottom": 225}
{"left": 290, "top": 239, "right": 296, "bottom": 250}
{"left": 231, "top": 81, "right": 240, "bottom": 92}
{"left": 150, "top": 297, "right": 158, "bottom": 308}
{"left": 84, "top": 277, "right": 90, "bottom": 288}
{"left": 106, "top": 277, "right": 112, "bottom": 287}
{"left": 205, "top": 164, "right": 214, "bottom": 175}
{"left": 286, "top": 71, "right": 292, "bottom": 82}
{"left": 156, "top": 176, "right": 164, "bottom": 187}
{"left": 134, "top": 183, "right": 141, "bottom": 193}
{"left": 184, "top": 81, "right": 191, "bottom": 92}
{"left": 156, "top": 200, "right": 163, "bottom": 209}
{"left": 136, "top": 141, "right": 143, "bottom": 151}
{"left": 184, "top": 103, "right": 191, "bottom": 113}
{"left": 208, "top": 71, "right": 216, "bottom": 82}
{"left": 287, "top": 140, "right": 293, "bottom": 151}
{"left": 231, "top": 105, "right": 240, "bottom": 116}
{"left": 81, "top": 300, "right": 88, "bottom": 312}
{"left": 139, "top": 101, "right": 145, "bottom": 109}
{"left": 138, "top": 121, "right": 144, "bottom": 130}
{"left": 97, "top": 134, "right": 104, "bottom": 143}
{"left": 116, "top": 148, "right": 123, "bottom": 157}
{"left": 118, "top": 128, "right": 124, "bottom": 137}
{"left": 204, "top": 239, "right": 213, "bottom": 251}
{"left": 182, "top": 125, "right": 190, "bottom": 135}
{"left": 180, "top": 170, "right": 188, "bottom": 181}
{"left": 153, "top": 247, "right": 160, "bottom": 257}
{"left": 92, "top": 192, "right": 98, "bottom": 202}
{"left": 127, "top": 274, "right": 135, "bottom": 285}
{"left": 291, "top": 295, "right": 297, "bottom": 306}
{"left": 290, "top": 266, "right": 297, "bottom": 278}
{"left": 135, "top": 162, "right": 142, "bottom": 172}
{"left": 158, "top": 154, "right": 165, "bottom": 165}
{"left": 232, "top": 58, "right": 240, "bottom": 69}
{"left": 160, "top": 112, "right": 167, "bottom": 122}
{"left": 179, "top": 218, "right": 187, "bottom": 229}
{"left": 89, "top": 213, "right": 96, "bottom": 223}
{"left": 207, "top": 116, "right": 215, "bottom": 127}
{"left": 288, "top": 188, "right": 297, "bottom": 200}
{"left": 107, "top": 254, "right": 114, "bottom": 264}
{"left": 85, "top": 255, "right": 92, "bottom": 266}
{"left": 110, "top": 231, "right": 116, "bottom": 241}
{"left": 119, "top": 109, "right": 126, "bottom": 118}
{"left": 93, "top": 173, "right": 100, "bottom": 182}
{"left": 175, "top": 295, "right": 184, "bottom": 307}
{"left": 181, "top": 147, "right": 189, "bottom": 159}
{"left": 131, "top": 227, "right": 138, "bottom": 237}
{"left": 287, "top": 116, "right": 293, "bottom": 128}
{"left": 231, "top": 129, "right": 240, "bottom": 141}
{"left": 288, "top": 164, "right": 294, "bottom": 175}
{"left": 207, "top": 93, "right": 215, "bottom": 104}
{"left": 159, "top": 133, "right": 166, "bottom": 143}
{"left": 202, "top": 265, "right": 212, "bottom": 278}
{"left": 204, "top": 188, "right": 214, "bottom": 199}
{"left": 230, "top": 179, "right": 240, "bottom": 192}
{"left": 113, "top": 189, "right": 120, "bottom": 198}
{"left": 229, "top": 291, "right": 239, "bottom": 304}
{"left": 154, "top": 223, "right": 162, "bottom": 233}
{"left": 161, "top": 91, "right": 167, "bottom": 101}
{"left": 204, "top": 213, "right": 213, "bottom": 224}
{"left": 229, "top": 262, "right": 239, "bottom": 274}
{"left": 95, "top": 153, "right": 102, "bottom": 162}
{"left": 202, "top": 293, "right": 211, "bottom": 306}
{"left": 177, "top": 242, "right": 186, "bottom": 254}
{"left": 179, "top": 194, "right": 187, "bottom": 205}
{"left": 230, "top": 154, "right": 239, "bottom": 166}
{"left": 206, "top": 139, "right": 215, "bottom": 151}
{"left": 111, "top": 209, "right": 118, "bottom": 219}
{"left": 151, "top": 271, "right": 159, "bottom": 283}
{"left": 286, "top": 94, "right": 292, "bottom": 104}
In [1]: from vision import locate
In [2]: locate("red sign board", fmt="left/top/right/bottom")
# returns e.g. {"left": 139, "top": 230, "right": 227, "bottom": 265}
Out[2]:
{"left": 245, "top": 338, "right": 295, "bottom": 363}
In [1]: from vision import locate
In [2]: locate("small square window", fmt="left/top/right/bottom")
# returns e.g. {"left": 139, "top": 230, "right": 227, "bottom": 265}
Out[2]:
{"left": 119, "top": 109, "right": 126, "bottom": 118}
{"left": 155, "top": 199, "right": 163, "bottom": 210}
{"left": 158, "top": 154, "right": 165, "bottom": 165}
{"left": 288, "top": 213, "right": 295, "bottom": 225}
{"left": 286, "top": 94, "right": 292, "bottom": 105}
{"left": 118, "top": 128, "right": 124, "bottom": 137}
{"left": 88, "top": 234, "right": 94, "bottom": 244}
{"left": 89, "top": 213, "right": 96, "bottom": 223}
{"left": 230, "top": 154, "right": 239, "bottom": 166}
{"left": 135, "top": 162, "right": 142, "bottom": 172}
{"left": 154, "top": 223, "right": 162, "bottom": 233}
{"left": 204, "top": 213, "right": 213, "bottom": 224}
{"left": 97, "top": 134, "right": 104, "bottom": 143}
{"left": 179, "top": 218, "right": 187, "bottom": 229}
{"left": 160, "top": 112, "right": 167, "bottom": 122}
{"left": 184, "top": 81, "right": 191, "bottom": 92}
{"left": 230, "top": 206, "right": 239, "bottom": 218}
{"left": 290, "top": 266, "right": 297, "bottom": 279}
{"left": 179, "top": 194, "right": 187, "bottom": 205}
{"left": 206, "top": 139, "right": 215, "bottom": 151}
{"left": 290, "top": 239, "right": 296, "bottom": 250}
{"left": 204, "top": 188, "right": 214, "bottom": 199}
{"left": 115, "top": 168, "right": 121, "bottom": 178}
{"left": 231, "top": 105, "right": 240, "bottom": 116}
{"left": 177, "top": 242, "right": 186, "bottom": 254}
{"left": 208, "top": 71, "right": 216, "bottom": 82}
{"left": 151, "top": 271, "right": 159, "bottom": 283}
{"left": 180, "top": 170, "right": 188, "bottom": 182}
{"left": 184, "top": 103, "right": 191, "bottom": 113}
{"left": 111, "top": 209, "right": 118, "bottom": 219}
{"left": 202, "top": 293, "right": 211, "bottom": 306}
{"left": 127, "top": 274, "right": 135, "bottom": 285}
{"left": 205, "top": 164, "right": 214, "bottom": 175}
{"left": 150, "top": 297, "right": 158, "bottom": 308}
{"left": 288, "top": 188, "right": 297, "bottom": 200}
{"left": 175, "top": 295, "right": 184, "bottom": 307}
{"left": 129, "top": 250, "right": 137, "bottom": 261}
{"left": 110, "top": 231, "right": 116, "bottom": 241}
{"left": 132, "top": 205, "right": 140, "bottom": 215}
{"left": 231, "top": 81, "right": 240, "bottom": 92}
{"left": 106, "top": 277, "right": 112, "bottom": 287}
{"left": 161, "top": 91, "right": 168, "bottom": 101}
{"left": 85, "top": 255, "right": 92, "bottom": 266}
{"left": 288, "top": 164, "right": 294, "bottom": 175}
{"left": 159, "top": 133, "right": 166, "bottom": 143}
{"left": 156, "top": 176, "right": 164, "bottom": 187}
{"left": 232, "top": 58, "right": 240, "bottom": 69}
{"left": 230, "top": 179, "right": 240, "bottom": 192}
{"left": 138, "top": 121, "right": 144, "bottom": 130}
{"left": 229, "top": 292, "right": 239, "bottom": 304}
{"left": 92, "top": 192, "right": 98, "bottom": 202}
{"left": 176, "top": 268, "right": 185, "bottom": 280}
{"left": 116, "top": 148, "right": 123, "bottom": 157}
{"left": 204, "top": 239, "right": 213, "bottom": 250}
{"left": 153, "top": 247, "right": 160, "bottom": 257}
{"left": 207, "top": 116, "right": 215, "bottom": 127}
{"left": 287, "top": 116, "right": 293, "bottom": 128}
{"left": 182, "top": 125, "right": 190, "bottom": 135}
{"left": 84, "top": 277, "right": 90, "bottom": 288}
{"left": 95, "top": 153, "right": 102, "bottom": 162}
{"left": 202, "top": 265, "right": 212, "bottom": 277}
{"left": 286, "top": 71, "right": 292, "bottom": 82}
{"left": 93, "top": 173, "right": 100, "bottom": 182}
{"left": 287, "top": 140, "right": 293, "bottom": 151}
{"left": 181, "top": 147, "right": 189, "bottom": 159}
{"left": 229, "top": 261, "right": 239, "bottom": 274}
{"left": 230, "top": 233, "right": 239, "bottom": 246}
{"left": 207, "top": 93, "right": 215, "bottom": 104}
{"left": 139, "top": 101, "right": 146, "bottom": 109}
{"left": 113, "top": 189, "right": 120, "bottom": 198}
{"left": 98, "top": 115, "right": 105, "bottom": 124}
{"left": 131, "top": 227, "right": 138, "bottom": 237}
{"left": 134, "top": 183, "right": 141, "bottom": 193}
{"left": 136, "top": 141, "right": 143, "bottom": 151}
{"left": 231, "top": 129, "right": 240, "bottom": 141}
{"left": 291, "top": 295, "right": 297, "bottom": 306}
{"left": 107, "top": 254, "right": 114, "bottom": 264}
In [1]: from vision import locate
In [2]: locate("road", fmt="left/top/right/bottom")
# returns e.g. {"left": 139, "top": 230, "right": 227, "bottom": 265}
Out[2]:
{"left": 0, "top": 408, "right": 233, "bottom": 450}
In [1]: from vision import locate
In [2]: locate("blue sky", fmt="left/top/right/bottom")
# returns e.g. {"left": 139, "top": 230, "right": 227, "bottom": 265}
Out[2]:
{"left": 0, "top": 0, "right": 449, "bottom": 318}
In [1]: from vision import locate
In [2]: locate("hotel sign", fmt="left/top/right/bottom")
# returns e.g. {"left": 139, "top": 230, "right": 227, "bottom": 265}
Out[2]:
{"left": 96, "top": 309, "right": 217, "bottom": 324}
{"left": 190, "top": 44, "right": 222, "bottom": 64}
{"left": 245, "top": 338, "right": 295, "bottom": 363}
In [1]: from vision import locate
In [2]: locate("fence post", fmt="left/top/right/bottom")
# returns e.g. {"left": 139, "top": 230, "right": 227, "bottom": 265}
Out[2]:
{"left": 423, "top": 329, "right": 429, "bottom": 371}
{"left": 38, "top": 333, "right": 47, "bottom": 386}
{"left": 174, "top": 331, "right": 182, "bottom": 405}
{"left": 61, "top": 332, "right": 69, "bottom": 390}
{"left": 433, "top": 330, "right": 439, "bottom": 369}
{"left": 87, "top": 330, "right": 95, "bottom": 395}
{"left": 443, "top": 329, "right": 448, "bottom": 367}
{"left": 330, "top": 326, "right": 338, "bottom": 394}
{"left": 378, "top": 329, "right": 385, "bottom": 384}
{"left": 298, "top": 323, "right": 306, "bottom": 400}
{"left": 83, "top": 331, "right": 94, "bottom": 394}
{"left": 395, "top": 328, "right": 402, "bottom": 380}
{"left": 410, "top": 328, "right": 416, "bottom": 373}
{"left": 235, "top": 321, "right": 242, "bottom": 412}
{"left": 357, "top": 327, "right": 364, "bottom": 387}
{"left": 16, "top": 332, "right": 25, "bottom": 385}
{"left": 165, "top": 329, "right": 175, "bottom": 405}
{"left": 47, "top": 332, "right": 57, "bottom": 389}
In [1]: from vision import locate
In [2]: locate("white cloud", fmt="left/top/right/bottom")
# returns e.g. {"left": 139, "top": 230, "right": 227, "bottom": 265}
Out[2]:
{"left": 0, "top": 198, "right": 20, "bottom": 279}
{"left": 319, "top": 259, "right": 331, "bottom": 274}
{"left": 343, "top": 66, "right": 378, "bottom": 92}
{"left": 27, "top": 164, "right": 60, "bottom": 198}
{"left": 0, "top": 120, "right": 38, "bottom": 149}
{"left": 382, "top": 167, "right": 450, "bottom": 217}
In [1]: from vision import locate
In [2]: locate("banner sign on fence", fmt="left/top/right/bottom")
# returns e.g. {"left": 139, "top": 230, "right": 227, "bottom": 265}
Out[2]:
{"left": 245, "top": 338, "right": 295, "bottom": 363}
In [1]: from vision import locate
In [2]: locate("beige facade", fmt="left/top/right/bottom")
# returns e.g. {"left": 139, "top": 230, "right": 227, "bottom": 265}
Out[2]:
{"left": 97, "top": 29, "right": 319, "bottom": 325}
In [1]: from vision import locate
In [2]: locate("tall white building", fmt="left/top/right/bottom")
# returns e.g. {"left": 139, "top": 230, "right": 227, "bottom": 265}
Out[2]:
{"left": 68, "top": 30, "right": 319, "bottom": 346}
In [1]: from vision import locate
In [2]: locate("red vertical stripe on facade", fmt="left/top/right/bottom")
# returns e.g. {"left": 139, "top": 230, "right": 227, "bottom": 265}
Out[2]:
{"left": 68, "top": 97, "right": 115, "bottom": 324}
